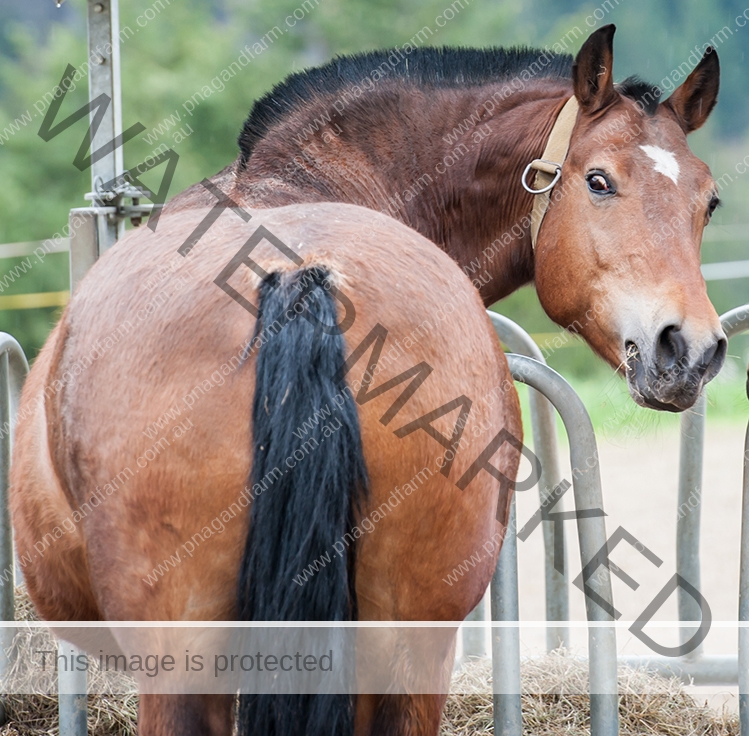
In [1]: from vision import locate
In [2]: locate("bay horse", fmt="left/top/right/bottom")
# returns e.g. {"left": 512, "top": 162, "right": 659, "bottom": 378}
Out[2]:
{"left": 14, "top": 205, "right": 521, "bottom": 734}
{"left": 11, "top": 23, "right": 726, "bottom": 736}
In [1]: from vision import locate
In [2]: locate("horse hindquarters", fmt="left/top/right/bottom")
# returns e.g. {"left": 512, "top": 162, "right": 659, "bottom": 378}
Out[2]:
{"left": 12, "top": 205, "right": 520, "bottom": 736}
{"left": 9, "top": 320, "right": 102, "bottom": 623}
{"left": 236, "top": 267, "right": 368, "bottom": 736}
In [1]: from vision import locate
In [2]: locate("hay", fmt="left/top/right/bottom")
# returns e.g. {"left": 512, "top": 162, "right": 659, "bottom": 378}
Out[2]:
{"left": 1, "top": 587, "right": 138, "bottom": 736}
{"left": 441, "top": 653, "right": 740, "bottom": 735}
{"left": 1, "top": 590, "right": 740, "bottom": 735}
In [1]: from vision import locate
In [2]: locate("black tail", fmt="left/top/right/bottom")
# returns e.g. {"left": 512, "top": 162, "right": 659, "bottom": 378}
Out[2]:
{"left": 237, "top": 267, "right": 368, "bottom": 736}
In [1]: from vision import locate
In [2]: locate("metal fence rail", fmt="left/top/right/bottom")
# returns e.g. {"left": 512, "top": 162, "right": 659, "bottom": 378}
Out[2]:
{"left": 466, "top": 312, "right": 623, "bottom": 735}
{"left": 480, "top": 303, "right": 749, "bottom": 736}
{"left": 504, "top": 353, "right": 619, "bottom": 736}
{"left": 462, "top": 314, "right": 569, "bottom": 664}
{"left": 0, "top": 334, "right": 28, "bottom": 624}
{"left": 490, "top": 313, "right": 569, "bottom": 651}
{"left": 741, "top": 419, "right": 749, "bottom": 734}
{"left": 0, "top": 334, "right": 28, "bottom": 725}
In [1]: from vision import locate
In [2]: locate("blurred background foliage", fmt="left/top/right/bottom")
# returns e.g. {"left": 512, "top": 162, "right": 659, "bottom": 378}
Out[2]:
{"left": 0, "top": 0, "right": 746, "bottom": 428}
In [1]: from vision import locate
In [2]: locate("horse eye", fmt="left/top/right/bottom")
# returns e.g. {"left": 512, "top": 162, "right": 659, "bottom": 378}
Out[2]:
{"left": 707, "top": 195, "right": 720, "bottom": 218}
{"left": 586, "top": 172, "right": 614, "bottom": 195}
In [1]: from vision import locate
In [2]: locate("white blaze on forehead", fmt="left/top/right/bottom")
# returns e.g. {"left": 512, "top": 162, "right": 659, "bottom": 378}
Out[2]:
{"left": 639, "top": 144, "right": 680, "bottom": 185}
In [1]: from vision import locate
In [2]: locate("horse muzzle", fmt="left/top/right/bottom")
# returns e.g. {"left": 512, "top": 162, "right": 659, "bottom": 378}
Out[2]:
{"left": 624, "top": 324, "right": 727, "bottom": 412}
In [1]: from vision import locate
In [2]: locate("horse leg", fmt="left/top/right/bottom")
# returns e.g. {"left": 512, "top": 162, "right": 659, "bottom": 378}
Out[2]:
{"left": 138, "top": 694, "right": 234, "bottom": 736}
{"left": 354, "top": 615, "right": 456, "bottom": 736}
{"left": 366, "top": 694, "right": 448, "bottom": 736}
{"left": 366, "top": 632, "right": 455, "bottom": 736}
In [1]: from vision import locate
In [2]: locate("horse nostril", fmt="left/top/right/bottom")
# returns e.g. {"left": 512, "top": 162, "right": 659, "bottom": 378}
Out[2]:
{"left": 700, "top": 336, "right": 727, "bottom": 382}
{"left": 654, "top": 324, "right": 687, "bottom": 372}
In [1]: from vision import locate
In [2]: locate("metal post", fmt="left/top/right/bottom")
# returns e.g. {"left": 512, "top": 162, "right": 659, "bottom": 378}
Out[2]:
{"left": 529, "top": 385, "right": 569, "bottom": 651}
{"left": 738, "top": 421, "right": 749, "bottom": 735}
{"left": 0, "top": 352, "right": 14, "bottom": 631}
{"left": 58, "top": 641, "right": 88, "bottom": 736}
{"left": 69, "top": 1, "right": 150, "bottom": 288}
{"left": 0, "top": 351, "right": 10, "bottom": 727}
{"left": 0, "top": 336, "right": 29, "bottom": 638}
{"left": 492, "top": 497, "right": 522, "bottom": 735}
{"left": 50, "top": 2, "right": 135, "bottom": 732}
{"left": 676, "top": 305, "right": 749, "bottom": 661}
{"left": 677, "top": 393, "right": 705, "bottom": 656}
{"left": 57, "top": 4, "right": 123, "bottom": 727}
{"left": 507, "top": 355, "right": 619, "bottom": 736}
{"left": 740, "top": 350, "right": 749, "bottom": 736}
{"left": 87, "top": 0, "right": 125, "bottom": 250}
{"left": 60, "top": 218, "right": 95, "bottom": 736}
{"left": 0, "top": 336, "right": 29, "bottom": 726}
{"left": 489, "top": 313, "right": 569, "bottom": 650}
{"left": 69, "top": 209, "right": 104, "bottom": 292}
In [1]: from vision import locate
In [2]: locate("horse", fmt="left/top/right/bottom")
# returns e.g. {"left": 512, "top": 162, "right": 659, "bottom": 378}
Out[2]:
{"left": 177, "top": 23, "right": 725, "bottom": 411}
{"left": 11, "top": 23, "right": 725, "bottom": 736}
{"left": 12, "top": 204, "right": 521, "bottom": 734}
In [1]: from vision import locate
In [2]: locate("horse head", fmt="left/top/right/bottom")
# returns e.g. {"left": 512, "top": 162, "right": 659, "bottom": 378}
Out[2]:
{"left": 536, "top": 25, "right": 725, "bottom": 411}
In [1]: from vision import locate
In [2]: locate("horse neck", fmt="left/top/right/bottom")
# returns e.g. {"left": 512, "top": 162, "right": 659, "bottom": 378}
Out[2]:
{"left": 234, "top": 79, "right": 573, "bottom": 305}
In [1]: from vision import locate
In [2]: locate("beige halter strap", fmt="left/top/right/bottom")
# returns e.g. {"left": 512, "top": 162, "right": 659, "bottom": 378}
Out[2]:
{"left": 521, "top": 96, "right": 580, "bottom": 249}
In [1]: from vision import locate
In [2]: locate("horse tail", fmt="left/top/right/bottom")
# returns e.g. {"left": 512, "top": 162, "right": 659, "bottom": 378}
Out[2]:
{"left": 237, "top": 266, "right": 368, "bottom": 736}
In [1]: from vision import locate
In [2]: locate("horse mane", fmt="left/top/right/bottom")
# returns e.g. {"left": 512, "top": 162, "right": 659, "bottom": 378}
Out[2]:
{"left": 616, "top": 75, "right": 661, "bottom": 115}
{"left": 238, "top": 46, "right": 572, "bottom": 163}
{"left": 237, "top": 46, "right": 660, "bottom": 163}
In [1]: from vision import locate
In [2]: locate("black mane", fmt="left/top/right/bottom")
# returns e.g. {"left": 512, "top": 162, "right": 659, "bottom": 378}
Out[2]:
{"left": 616, "top": 75, "right": 661, "bottom": 115}
{"left": 238, "top": 46, "right": 660, "bottom": 163}
{"left": 238, "top": 46, "right": 573, "bottom": 163}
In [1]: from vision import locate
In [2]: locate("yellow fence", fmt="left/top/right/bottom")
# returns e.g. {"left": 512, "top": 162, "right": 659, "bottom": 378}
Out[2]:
{"left": 0, "top": 291, "right": 69, "bottom": 310}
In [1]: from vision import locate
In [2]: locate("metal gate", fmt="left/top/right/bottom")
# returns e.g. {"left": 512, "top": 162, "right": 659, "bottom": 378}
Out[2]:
{"left": 466, "top": 304, "right": 749, "bottom": 736}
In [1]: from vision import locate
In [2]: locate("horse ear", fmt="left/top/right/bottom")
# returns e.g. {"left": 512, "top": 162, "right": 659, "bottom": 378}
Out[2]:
{"left": 572, "top": 24, "right": 618, "bottom": 114}
{"left": 663, "top": 48, "right": 720, "bottom": 133}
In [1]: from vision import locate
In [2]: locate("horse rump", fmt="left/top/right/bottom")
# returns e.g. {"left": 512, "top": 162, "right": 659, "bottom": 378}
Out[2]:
{"left": 237, "top": 266, "right": 368, "bottom": 736}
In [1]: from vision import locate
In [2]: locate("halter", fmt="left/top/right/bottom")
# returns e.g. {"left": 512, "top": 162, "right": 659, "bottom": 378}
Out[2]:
{"left": 521, "top": 96, "right": 580, "bottom": 250}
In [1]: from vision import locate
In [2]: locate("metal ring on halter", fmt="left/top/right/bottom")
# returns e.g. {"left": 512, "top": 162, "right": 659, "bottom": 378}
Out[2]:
{"left": 521, "top": 161, "right": 562, "bottom": 194}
